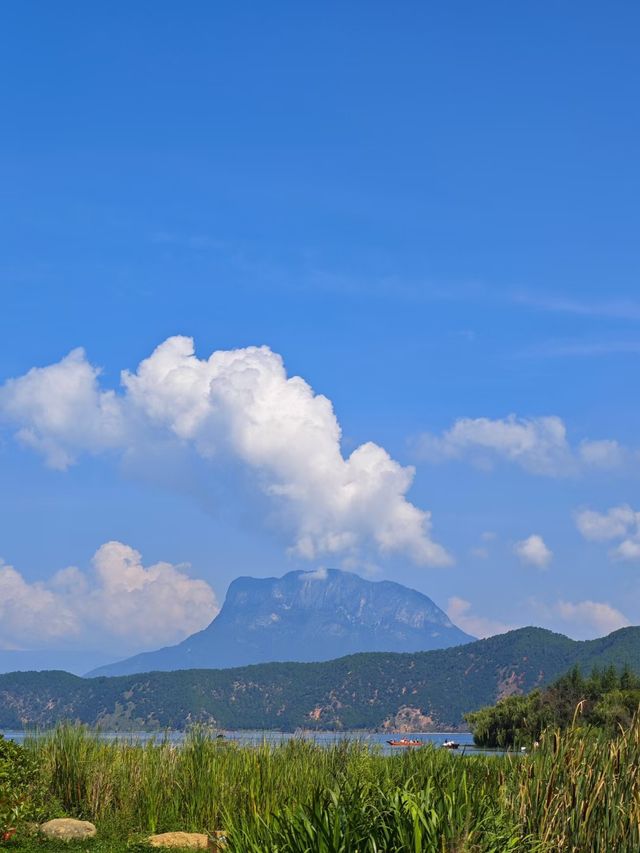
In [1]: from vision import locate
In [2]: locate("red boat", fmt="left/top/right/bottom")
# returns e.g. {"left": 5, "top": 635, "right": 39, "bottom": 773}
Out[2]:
{"left": 386, "top": 738, "right": 423, "bottom": 748}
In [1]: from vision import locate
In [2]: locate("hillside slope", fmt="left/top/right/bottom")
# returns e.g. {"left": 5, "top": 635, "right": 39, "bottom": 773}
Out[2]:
{"left": 2, "top": 626, "right": 640, "bottom": 731}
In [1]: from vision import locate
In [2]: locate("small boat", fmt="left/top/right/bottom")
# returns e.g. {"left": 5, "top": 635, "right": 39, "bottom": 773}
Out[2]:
{"left": 386, "top": 738, "right": 423, "bottom": 748}
{"left": 442, "top": 739, "right": 459, "bottom": 749}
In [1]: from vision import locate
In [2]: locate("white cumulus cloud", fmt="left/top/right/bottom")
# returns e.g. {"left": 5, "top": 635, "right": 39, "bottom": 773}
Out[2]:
{"left": 0, "top": 337, "right": 451, "bottom": 567}
{"left": 614, "top": 539, "right": 640, "bottom": 561}
{"left": 0, "top": 564, "right": 79, "bottom": 646}
{"left": 575, "top": 505, "right": 638, "bottom": 541}
{"left": 529, "top": 596, "right": 632, "bottom": 640}
{"left": 415, "top": 414, "right": 627, "bottom": 477}
{"left": 303, "top": 567, "right": 329, "bottom": 581}
{"left": 575, "top": 505, "right": 640, "bottom": 561}
{"left": 0, "top": 542, "right": 217, "bottom": 653}
{"left": 0, "top": 348, "right": 126, "bottom": 470}
{"left": 553, "top": 600, "right": 630, "bottom": 638}
{"left": 577, "top": 439, "right": 626, "bottom": 469}
{"left": 514, "top": 534, "right": 553, "bottom": 569}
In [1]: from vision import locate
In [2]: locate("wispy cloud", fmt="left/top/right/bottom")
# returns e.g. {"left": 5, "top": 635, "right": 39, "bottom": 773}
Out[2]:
{"left": 519, "top": 339, "right": 640, "bottom": 359}
{"left": 446, "top": 597, "right": 513, "bottom": 638}
{"left": 512, "top": 290, "right": 640, "bottom": 321}
{"left": 151, "top": 232, "right": 226, "bottom": 251}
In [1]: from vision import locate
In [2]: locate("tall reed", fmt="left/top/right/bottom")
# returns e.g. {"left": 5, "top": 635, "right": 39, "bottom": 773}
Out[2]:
{"left": 25, "top": 716, "right": 640, "bottom": 852}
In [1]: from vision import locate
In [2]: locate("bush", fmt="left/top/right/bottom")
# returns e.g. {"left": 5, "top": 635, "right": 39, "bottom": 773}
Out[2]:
{"left": 0, "top": 735, "right": 46, "bottom": 836}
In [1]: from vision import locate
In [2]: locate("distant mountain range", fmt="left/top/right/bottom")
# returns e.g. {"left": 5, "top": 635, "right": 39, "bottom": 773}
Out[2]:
{"left": 0, "top": 650, "right": 114, "bottom": 677}
{"left": 89, "top": 568, "right": 474, "bottom": 677}
{"left": 2, "top": 626, "right": 640, "bottom": 731}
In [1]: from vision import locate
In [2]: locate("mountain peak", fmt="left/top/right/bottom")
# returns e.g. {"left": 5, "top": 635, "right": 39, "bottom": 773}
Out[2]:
{"left": 89, "top": 568, "right": 474, "bottom": 677}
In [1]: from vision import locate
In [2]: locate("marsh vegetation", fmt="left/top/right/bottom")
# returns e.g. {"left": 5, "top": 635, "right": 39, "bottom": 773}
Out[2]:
{"left": 1, "top": 716, "right": 639, "bottom": 852}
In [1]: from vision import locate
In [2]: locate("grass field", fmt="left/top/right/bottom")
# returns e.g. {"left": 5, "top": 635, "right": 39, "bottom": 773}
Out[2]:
{"left": 3, "top": 717, "right": 640, "bottom": 852}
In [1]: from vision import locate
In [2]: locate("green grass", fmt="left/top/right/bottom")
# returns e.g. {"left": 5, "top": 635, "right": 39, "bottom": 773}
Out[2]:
{"left": 4, "top": 717, "right": 639, "bottom": 852}
{"left": 5, "top": 840, "right": 140, "bottom": 853}
{"left": 3, "top": 841, "right": 208, "bottom": 853}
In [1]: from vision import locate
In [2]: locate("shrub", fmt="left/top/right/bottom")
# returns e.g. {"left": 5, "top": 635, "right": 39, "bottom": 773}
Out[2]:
{"left": 0, "top": 735, "right": 47, "bottom": 836}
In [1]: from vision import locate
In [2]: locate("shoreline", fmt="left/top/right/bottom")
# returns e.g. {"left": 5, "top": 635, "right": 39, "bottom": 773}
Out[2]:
{"left": 2, "top": 726, "right": 472, "bottom": 738}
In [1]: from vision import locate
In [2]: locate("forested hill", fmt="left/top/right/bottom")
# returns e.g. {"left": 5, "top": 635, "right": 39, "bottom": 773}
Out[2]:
{"left": 2, "top": 626, "right": 640, "bottom": 731}
{"left": 467, "top": 665, "right": 640, "bottom": 747}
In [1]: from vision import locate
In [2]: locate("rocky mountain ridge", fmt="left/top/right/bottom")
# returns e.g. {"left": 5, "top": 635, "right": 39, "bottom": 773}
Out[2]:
{"left": 89, "top": 568, "right": 474, "bottom": 677}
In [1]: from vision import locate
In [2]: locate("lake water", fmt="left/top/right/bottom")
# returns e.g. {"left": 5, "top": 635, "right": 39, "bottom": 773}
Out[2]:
{"left": 2, "top": 729, "right": 491, "bottom": 756}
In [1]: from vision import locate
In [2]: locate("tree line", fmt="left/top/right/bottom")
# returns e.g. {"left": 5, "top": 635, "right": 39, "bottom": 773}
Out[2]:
{"left": 466, "top": 665, "right": 640, "bottom": 748}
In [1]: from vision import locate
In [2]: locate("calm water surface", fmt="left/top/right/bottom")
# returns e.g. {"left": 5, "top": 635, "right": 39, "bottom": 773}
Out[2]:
{"left": 1, "top": 729, "right": 492, "bottom": 755}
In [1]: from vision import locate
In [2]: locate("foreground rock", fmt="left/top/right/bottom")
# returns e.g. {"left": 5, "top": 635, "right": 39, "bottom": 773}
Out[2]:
{"left": 148, "top": 831, "right": 226, "bottom": 849}
{"left": 40, "top": 819, "right": 97, "bottom": 841}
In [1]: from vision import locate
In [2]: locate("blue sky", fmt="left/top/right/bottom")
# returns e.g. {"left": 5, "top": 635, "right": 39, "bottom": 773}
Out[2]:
{"left": 1, "top": 2, "right": 639, "bottom": 671}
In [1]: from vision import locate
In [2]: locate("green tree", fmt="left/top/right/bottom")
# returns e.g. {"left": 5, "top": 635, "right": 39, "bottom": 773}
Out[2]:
{"left": 466, "top": 666, "right": 640, "bottom": 748}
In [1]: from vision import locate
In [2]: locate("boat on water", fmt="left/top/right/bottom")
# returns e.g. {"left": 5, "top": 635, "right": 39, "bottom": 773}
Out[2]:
{"left": 386, "top": 738, "right": 423, "bottom": 748}
{"left": 442, "top": 739, "right": 459, "bottom": 749}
